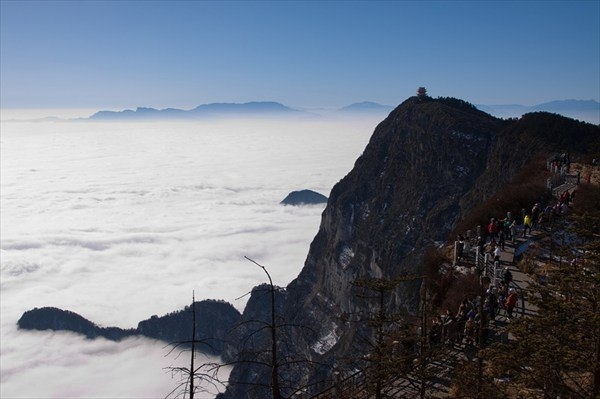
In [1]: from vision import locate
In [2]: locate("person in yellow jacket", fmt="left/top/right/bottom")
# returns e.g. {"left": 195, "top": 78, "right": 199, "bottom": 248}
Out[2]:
{"left": 523, "top": 213, "right": 532, "bottom": 237}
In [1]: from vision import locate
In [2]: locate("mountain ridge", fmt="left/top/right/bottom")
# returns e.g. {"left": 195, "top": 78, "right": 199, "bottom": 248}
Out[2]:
{"left": 337, "top": 101, "right": 394, "bottom": 113}
{"left": 476, "top": 99, "right": 599, "bottom": 124}
{"left": 2, "top": 99, "right": 598, "bottom": 123}
{"left": 82, "top": 98, "right": 600, "bottom": 124}
{"left": 17, "top": 300, "right": 242, "bottom": 358}
{"left": 88, "top": 101, "right": 306, "bottom": 120}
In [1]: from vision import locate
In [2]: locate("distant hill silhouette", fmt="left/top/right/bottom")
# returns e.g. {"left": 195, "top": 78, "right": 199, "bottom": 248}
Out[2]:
{"left": 18, "top": 301, "right": 241, "bottom": 357}
{"left": 477, "top": 99, "right": 599, "bottom": 124}
{"left": 280, "top": 189, "right": 328, "bottom": 205}
{"left": 89, "top": 101, "right": 305, "bottom": 120}
{"left": 88, "top": 101, "right": 400, "bottom": 121}
{"left": 5, "top": 99, "right": 595, "bottom": 123}
{"left": 17, "top": 307, "right": 136, "bottom": 340}
{"left": 337, "top": 101, "right": 394, "bottom": 114}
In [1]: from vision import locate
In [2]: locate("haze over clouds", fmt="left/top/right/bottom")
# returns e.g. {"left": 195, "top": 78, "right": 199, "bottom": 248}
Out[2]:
{"left": 0, "top": 116, "right": 380, "bottom": 398}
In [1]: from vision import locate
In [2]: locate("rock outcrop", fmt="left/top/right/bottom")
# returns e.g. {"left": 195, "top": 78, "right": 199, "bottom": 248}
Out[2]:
{"left": 221, "top": 284, "right": 288, "bottom": 394}
{"left": 280, "top": 189, "right": 328, "bottom": 205}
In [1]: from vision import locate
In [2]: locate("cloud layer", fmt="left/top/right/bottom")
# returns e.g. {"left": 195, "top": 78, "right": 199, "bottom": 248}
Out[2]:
{"left": 0, "top": 116, "right": 379, "bottom": 398}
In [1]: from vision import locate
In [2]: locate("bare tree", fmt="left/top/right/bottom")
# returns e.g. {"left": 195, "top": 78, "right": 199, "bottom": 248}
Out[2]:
{"left": 218, "top": 257, "right": 331, "bottom": 399}
{"left": 337, "top": 274, "right": 430, "bottom": 398}
{"left": 245, "top": 257, "right": 283, "bottom": 399}
{"left": 164, "top": 292, "right": 225, "bottom": 399}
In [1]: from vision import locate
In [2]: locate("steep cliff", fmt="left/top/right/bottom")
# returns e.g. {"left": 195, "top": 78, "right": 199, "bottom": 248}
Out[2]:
{"left": 220, "top": 96, "right": 599, "bottom": 398}
{"left": 221, "top": 284, "right": 289, "bottom": 397}
{"left": 280, "top": 97, "right": 500, "bottom": 394}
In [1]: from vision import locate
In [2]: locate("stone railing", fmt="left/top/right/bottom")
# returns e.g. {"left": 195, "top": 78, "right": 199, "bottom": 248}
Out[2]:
{"left": 309, "top": 370, "right": 367, "bottom": 399}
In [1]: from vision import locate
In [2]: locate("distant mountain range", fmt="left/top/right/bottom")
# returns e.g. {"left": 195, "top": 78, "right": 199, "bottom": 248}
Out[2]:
{"left": 87, "top": 99, "right": 598, "bottom": 124}
{"left": 88, "top": 101, "right": 305, "bottom": 120}
{"left": 5, "top": 99, "right": 596, "bottom": 124}
{"left": 336, "top": 101, "right": 394, "bottom": 114}
{"left": 476, "top": 99, "right": 599, "bottom": 124}
{"left": 86, "top": 101, "right": 398, "bottom": 121}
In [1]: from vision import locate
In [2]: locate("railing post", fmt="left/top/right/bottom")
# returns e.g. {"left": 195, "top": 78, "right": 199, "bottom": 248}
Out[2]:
{"left": 493, "top": 260, "right": 499, "bottom": 282}
{"left": 453, "top": 241, "right": 458, "bottom": 266}
{"left": 484, "top": 253, "right": 489, "bottom": 276}
{"left": 333, "top": 371, "right": 340, "bottom": 398}
{"left": 493, "top": 262, "right": 499, "bottom": 289}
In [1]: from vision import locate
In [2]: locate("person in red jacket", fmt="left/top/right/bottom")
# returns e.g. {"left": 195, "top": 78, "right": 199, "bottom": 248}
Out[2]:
{"left": 505, "top": 288, "right": 518, "bottom": 320}
{"left": 487, "top": 218, "right": 498, "bottom": 241}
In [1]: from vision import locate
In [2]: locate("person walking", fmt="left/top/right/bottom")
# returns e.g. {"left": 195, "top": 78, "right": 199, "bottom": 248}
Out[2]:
{"left": 509, "top": 219, "right": 517, "bottom": 243}
{"left": 502, "top": 267, "right": 513, "bottom": 286}
{"left": 487, "top": 218, "right": 498, "bottom": 241}
{"left": 523, "top": 213, "right": 532, "bottom": 237}
{"left": 505, "top": 288, "right": 518, "bottom": 320}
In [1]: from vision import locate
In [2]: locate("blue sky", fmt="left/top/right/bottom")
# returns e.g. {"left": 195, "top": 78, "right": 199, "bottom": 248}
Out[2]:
{"left": 1, "top": 1, "right": 599, "bottom": 110}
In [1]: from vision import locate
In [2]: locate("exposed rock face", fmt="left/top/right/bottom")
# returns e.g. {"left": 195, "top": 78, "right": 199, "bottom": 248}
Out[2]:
{"left": 220, "top": 96, "right": 600, "bottom": 397}
{"left": 220, "top": 284, "right": 288, "bottom": 397}
{"left": 280, "top": 189, "right": 328, "bottom": 205}
{"left": 278, "top": 97, "right": 501, "bottom": 393}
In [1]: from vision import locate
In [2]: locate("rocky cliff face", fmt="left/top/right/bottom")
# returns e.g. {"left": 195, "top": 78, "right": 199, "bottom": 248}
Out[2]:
{"left": 286, "top": 97, "right": 499, "bottom": 314}
{"left": 278, "top": 97, "right": 501, "bottom": 394}
{"left": 220, "top": 96, "right": 599, "bottom": 397}
{"left": 220, "top": 284, "right": 288, "bottom": 397}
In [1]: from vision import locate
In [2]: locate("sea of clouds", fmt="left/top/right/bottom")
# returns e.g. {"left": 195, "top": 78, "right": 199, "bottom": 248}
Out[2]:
{"left": 0, "top": 115, "right": 381, "bottom": 398}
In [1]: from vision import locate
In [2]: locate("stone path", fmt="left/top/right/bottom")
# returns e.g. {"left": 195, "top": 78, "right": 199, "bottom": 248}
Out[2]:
{"left": 496, "top": 230, "right": 541, "bottom": 320}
